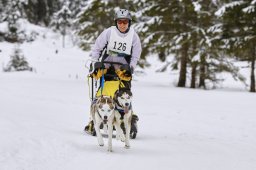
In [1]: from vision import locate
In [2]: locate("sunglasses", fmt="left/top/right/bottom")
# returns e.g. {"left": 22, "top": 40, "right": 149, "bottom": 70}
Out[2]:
{"left": 117, "top": 19, "right": 129, "bottom": 25}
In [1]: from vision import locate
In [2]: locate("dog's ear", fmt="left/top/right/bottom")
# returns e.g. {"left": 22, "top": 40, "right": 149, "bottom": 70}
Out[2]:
{"left": 126, "top": 90, "right": 132, "bottom": 96}
{"left": 118, "top": 90, "right": 123, "bottom": 97}
{"left": 114, "top": 90, "right": 119, "bottom": 99}
{"left": 106, "top": 97, "right": 113, "bottom": 103}
{"left": 110, "top": 104, "right": 114, "bottom": 110}
{"left": 115, "top": 90, "right": 119, "bottom": 95}
{"left": 99, "top": 95, "right": 105, "bottom": 103}
{"left": 110, "top": 96, "right": 115, "bottom": 103}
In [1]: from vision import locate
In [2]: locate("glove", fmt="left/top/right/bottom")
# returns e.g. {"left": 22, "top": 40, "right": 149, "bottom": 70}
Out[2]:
{"left": 116, "top": 69, "right": 132, "bottom": 81}
{"left": 89, "top": 62, "right": 104, "bottom": 73}
{"left": 120, "top": 64, "right": 132, "bottom": 77}
{"left": 91, "top": 69, "right": 107, "bottom": 80}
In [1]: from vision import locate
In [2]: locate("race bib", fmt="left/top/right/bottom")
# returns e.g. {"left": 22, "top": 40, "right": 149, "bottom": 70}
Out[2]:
{"left": 107, "top": 26, "right": 134, "bottom": 56}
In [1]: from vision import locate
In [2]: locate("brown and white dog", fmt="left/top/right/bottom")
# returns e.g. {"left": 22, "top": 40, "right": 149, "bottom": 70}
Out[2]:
{"left": 114, "top": 89, "right": 133, "bottom": 148}
{"left": 90, "top": 95, "right": 115, "bottom": 152}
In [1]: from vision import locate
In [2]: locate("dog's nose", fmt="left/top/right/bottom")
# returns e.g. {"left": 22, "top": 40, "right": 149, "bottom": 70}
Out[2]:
{"left": 104, "top": 116, "right": 108, "bottom": 120}
{"left": 125, "top": 103, "right": 129, "bottom": 106}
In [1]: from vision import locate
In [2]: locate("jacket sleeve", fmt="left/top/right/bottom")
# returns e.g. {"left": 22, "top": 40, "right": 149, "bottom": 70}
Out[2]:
{"left": 130, "top": 32, "right": 142, "bottom": 69}
{"left": 89, "top": 28, "right": 111, "bottom": 61}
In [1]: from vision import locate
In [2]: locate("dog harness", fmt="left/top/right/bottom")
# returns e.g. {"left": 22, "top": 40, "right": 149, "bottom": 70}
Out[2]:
{"left": 115, "top": 103, "right": 132, "bottom": 120}
{"left": 115, "top": 107, "right": 125, "bottom": 120}
{"left": 96, "top": 109, "right": 102, "bottom": 119}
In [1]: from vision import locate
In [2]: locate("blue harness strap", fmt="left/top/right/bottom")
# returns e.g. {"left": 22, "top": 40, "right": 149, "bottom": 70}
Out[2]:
{"left": 115, "top": 104, "right": 132, "bottom": 120}
{"left": 100, "top": 69, "right": 105, "bottom": 96}
{"left": 115, "top": 108, "right": 125, "bottom": 120}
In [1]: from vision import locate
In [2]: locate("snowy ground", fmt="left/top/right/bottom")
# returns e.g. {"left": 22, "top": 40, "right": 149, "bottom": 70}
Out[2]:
{"left": 0, "top": 32, "right": 256, "bottom": 170}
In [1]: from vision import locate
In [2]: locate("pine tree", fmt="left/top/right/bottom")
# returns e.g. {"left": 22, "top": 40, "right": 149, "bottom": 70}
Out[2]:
{"left": 138, "top": 0, "right": 246, "bottom": 89}
{"left": 77, "top": 0, "right": 116, "bottom": 50}
{"left": 77, "top": 0, "right": 138, "bottom": 50}
{"left": 0, "top": 0, "right": 8, "bottom": 22}
{"left": 5, "top": 0, "right": 22, "bottom": 42}
{"left": 51, "top": 1, "right": 72, "bottom": 48}
{"left": 139, "top": 0, "right": 197, "bottom": 87}
{"left": 188, "top": 0, "right": 220, "bottom": 89}
{"left": 138, "top": 0, "right": 197, "bottom": 87}
{"left": 216, "top": 0, "right": 256, "bottom": 92}
{"left": 23, "top": 0, "right": 60, "bottom": 26}
{"left": 136, "top": 0, "right": 181, "bottom": 60}
{"left": 69, "top": 0, "right": 87, "bottom": 19}
{"left": 4, "top": 45, "right": 32, "bottom": 72}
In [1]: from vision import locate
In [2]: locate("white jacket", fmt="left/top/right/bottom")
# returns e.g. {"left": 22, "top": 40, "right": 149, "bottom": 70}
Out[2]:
{"left": 90, "top": 26, "right": 142, "bottom": 69}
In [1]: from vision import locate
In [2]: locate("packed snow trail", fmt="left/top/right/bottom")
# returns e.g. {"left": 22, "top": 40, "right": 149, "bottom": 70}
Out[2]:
{"left": 0, "top": 34, "right": 255, "bottom": 169}
{"left": 0, "top": 71, "right": 256, "bottom": 170}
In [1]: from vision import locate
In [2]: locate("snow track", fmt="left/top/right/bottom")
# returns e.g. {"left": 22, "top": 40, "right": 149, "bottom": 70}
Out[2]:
{"left": 1, "top": 72, "right": 256, "bottom": 170}
{"left": 1, "top": 37, "right": 256, "bottom": 169}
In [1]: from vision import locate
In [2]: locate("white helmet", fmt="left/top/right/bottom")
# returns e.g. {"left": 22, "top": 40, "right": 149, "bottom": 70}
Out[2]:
{"left": 114, "top": 9, "right": 132, "bottom": 21}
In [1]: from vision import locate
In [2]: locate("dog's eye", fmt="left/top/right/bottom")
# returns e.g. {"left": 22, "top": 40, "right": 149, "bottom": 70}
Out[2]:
{"left": 108, "top": 109, "right": 111, "bottom": 112}
{"left": 101, "top": 109, "right": 104, "bottom": 112}
{"left": 121, "top": 97, "right": 124, "bottom": 99}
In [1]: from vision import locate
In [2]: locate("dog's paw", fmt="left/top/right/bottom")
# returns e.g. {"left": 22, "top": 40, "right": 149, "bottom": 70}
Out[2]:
{"left": 116, "top": 133, "right": 125, "bottom": 142}
{"left": 108, "top": 148, "right": 113, "bottom": 152}
{"left": 98, "top": 140, "right": 104, "bottom": 146}
{"left": 125, "top": 144, "right": 130, "bottom": 149}
{"left": 120, "top": 135, "right": 125, "bottom": 142}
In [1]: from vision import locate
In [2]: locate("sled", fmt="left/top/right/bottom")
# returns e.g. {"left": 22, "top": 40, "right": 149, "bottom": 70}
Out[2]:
{"left": 85, "top": 60, "right": 138, "bottom": 139}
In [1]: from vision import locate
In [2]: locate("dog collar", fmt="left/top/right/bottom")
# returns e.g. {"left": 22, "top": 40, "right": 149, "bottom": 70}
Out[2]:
{"left": 115, "top": 107, "right": 124, "bottom": 113}
{"left": 115, "top": 104, "right": 132, "bottom": 113}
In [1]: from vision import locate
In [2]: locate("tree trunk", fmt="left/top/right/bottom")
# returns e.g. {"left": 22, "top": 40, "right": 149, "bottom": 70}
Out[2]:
{"left": 190, "top": 62, "right": 197, "bottom": 88}
{"left": 177, "top": 42, "right": 188, "bottom": 87}
{"left": 199, "top": 54, "right": 206, "bottom": 89}
{"left": 62, "top": 34, "right": 65, "bottom": 48}
{"left": 250, "top": 44, "right": 256, "bottom": 92}
{"left": 62, "top": 25, "right": 66, "bottom": 48}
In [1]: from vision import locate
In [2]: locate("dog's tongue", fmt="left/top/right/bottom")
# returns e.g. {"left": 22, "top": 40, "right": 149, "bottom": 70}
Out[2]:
{"left": 124, "top": 107, "right": 129, "bottom": 114}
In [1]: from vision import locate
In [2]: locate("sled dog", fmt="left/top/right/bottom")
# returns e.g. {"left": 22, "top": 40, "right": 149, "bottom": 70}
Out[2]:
{"left": 90, "top": 95, "right": 115, "bottom": 152}
{"left": 114, "top": 89, "right": 133, "bottom": 148}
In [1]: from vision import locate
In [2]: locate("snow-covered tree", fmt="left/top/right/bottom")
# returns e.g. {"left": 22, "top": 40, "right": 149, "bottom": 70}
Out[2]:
{"left": 135, "top": 0, "right": 180, "bottom": 61}
{"left": 23, "top": 0, "right": 60, "bottom": 26}
{"left": 137, "top": 0, "right": 246, "bottom": 89}
{"left": 216, "top": 0, "right": 256, "bottom": 92}
{"left": 4, "top": 45, "right": 33, "bottom": 72}
{"left": 4, "top": 0, "right": 23, "bottom": 42}
{"left": 51, "top": 1, "right": 72, "bottom": 48}
{"left": 138, "top": 0, "right": 197, "bottom": 87}
{"left": 77, "top": 0, "right": 116, "bottom": 50}
{"left": 77, "top": 0, "right": 138, "bottom": 50}
{"left": 69, "top": 0, "right": 87, "bottom": 19}
{"left": 187, "top": 0, "right": 222, "bottom": 89}
{"left": 0, "top": 0, "right": 8, "bottom": 22}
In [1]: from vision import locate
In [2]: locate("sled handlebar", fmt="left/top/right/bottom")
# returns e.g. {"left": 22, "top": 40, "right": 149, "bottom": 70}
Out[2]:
{"left": 100, "top": 61, "right": 124, "bottom": 66}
